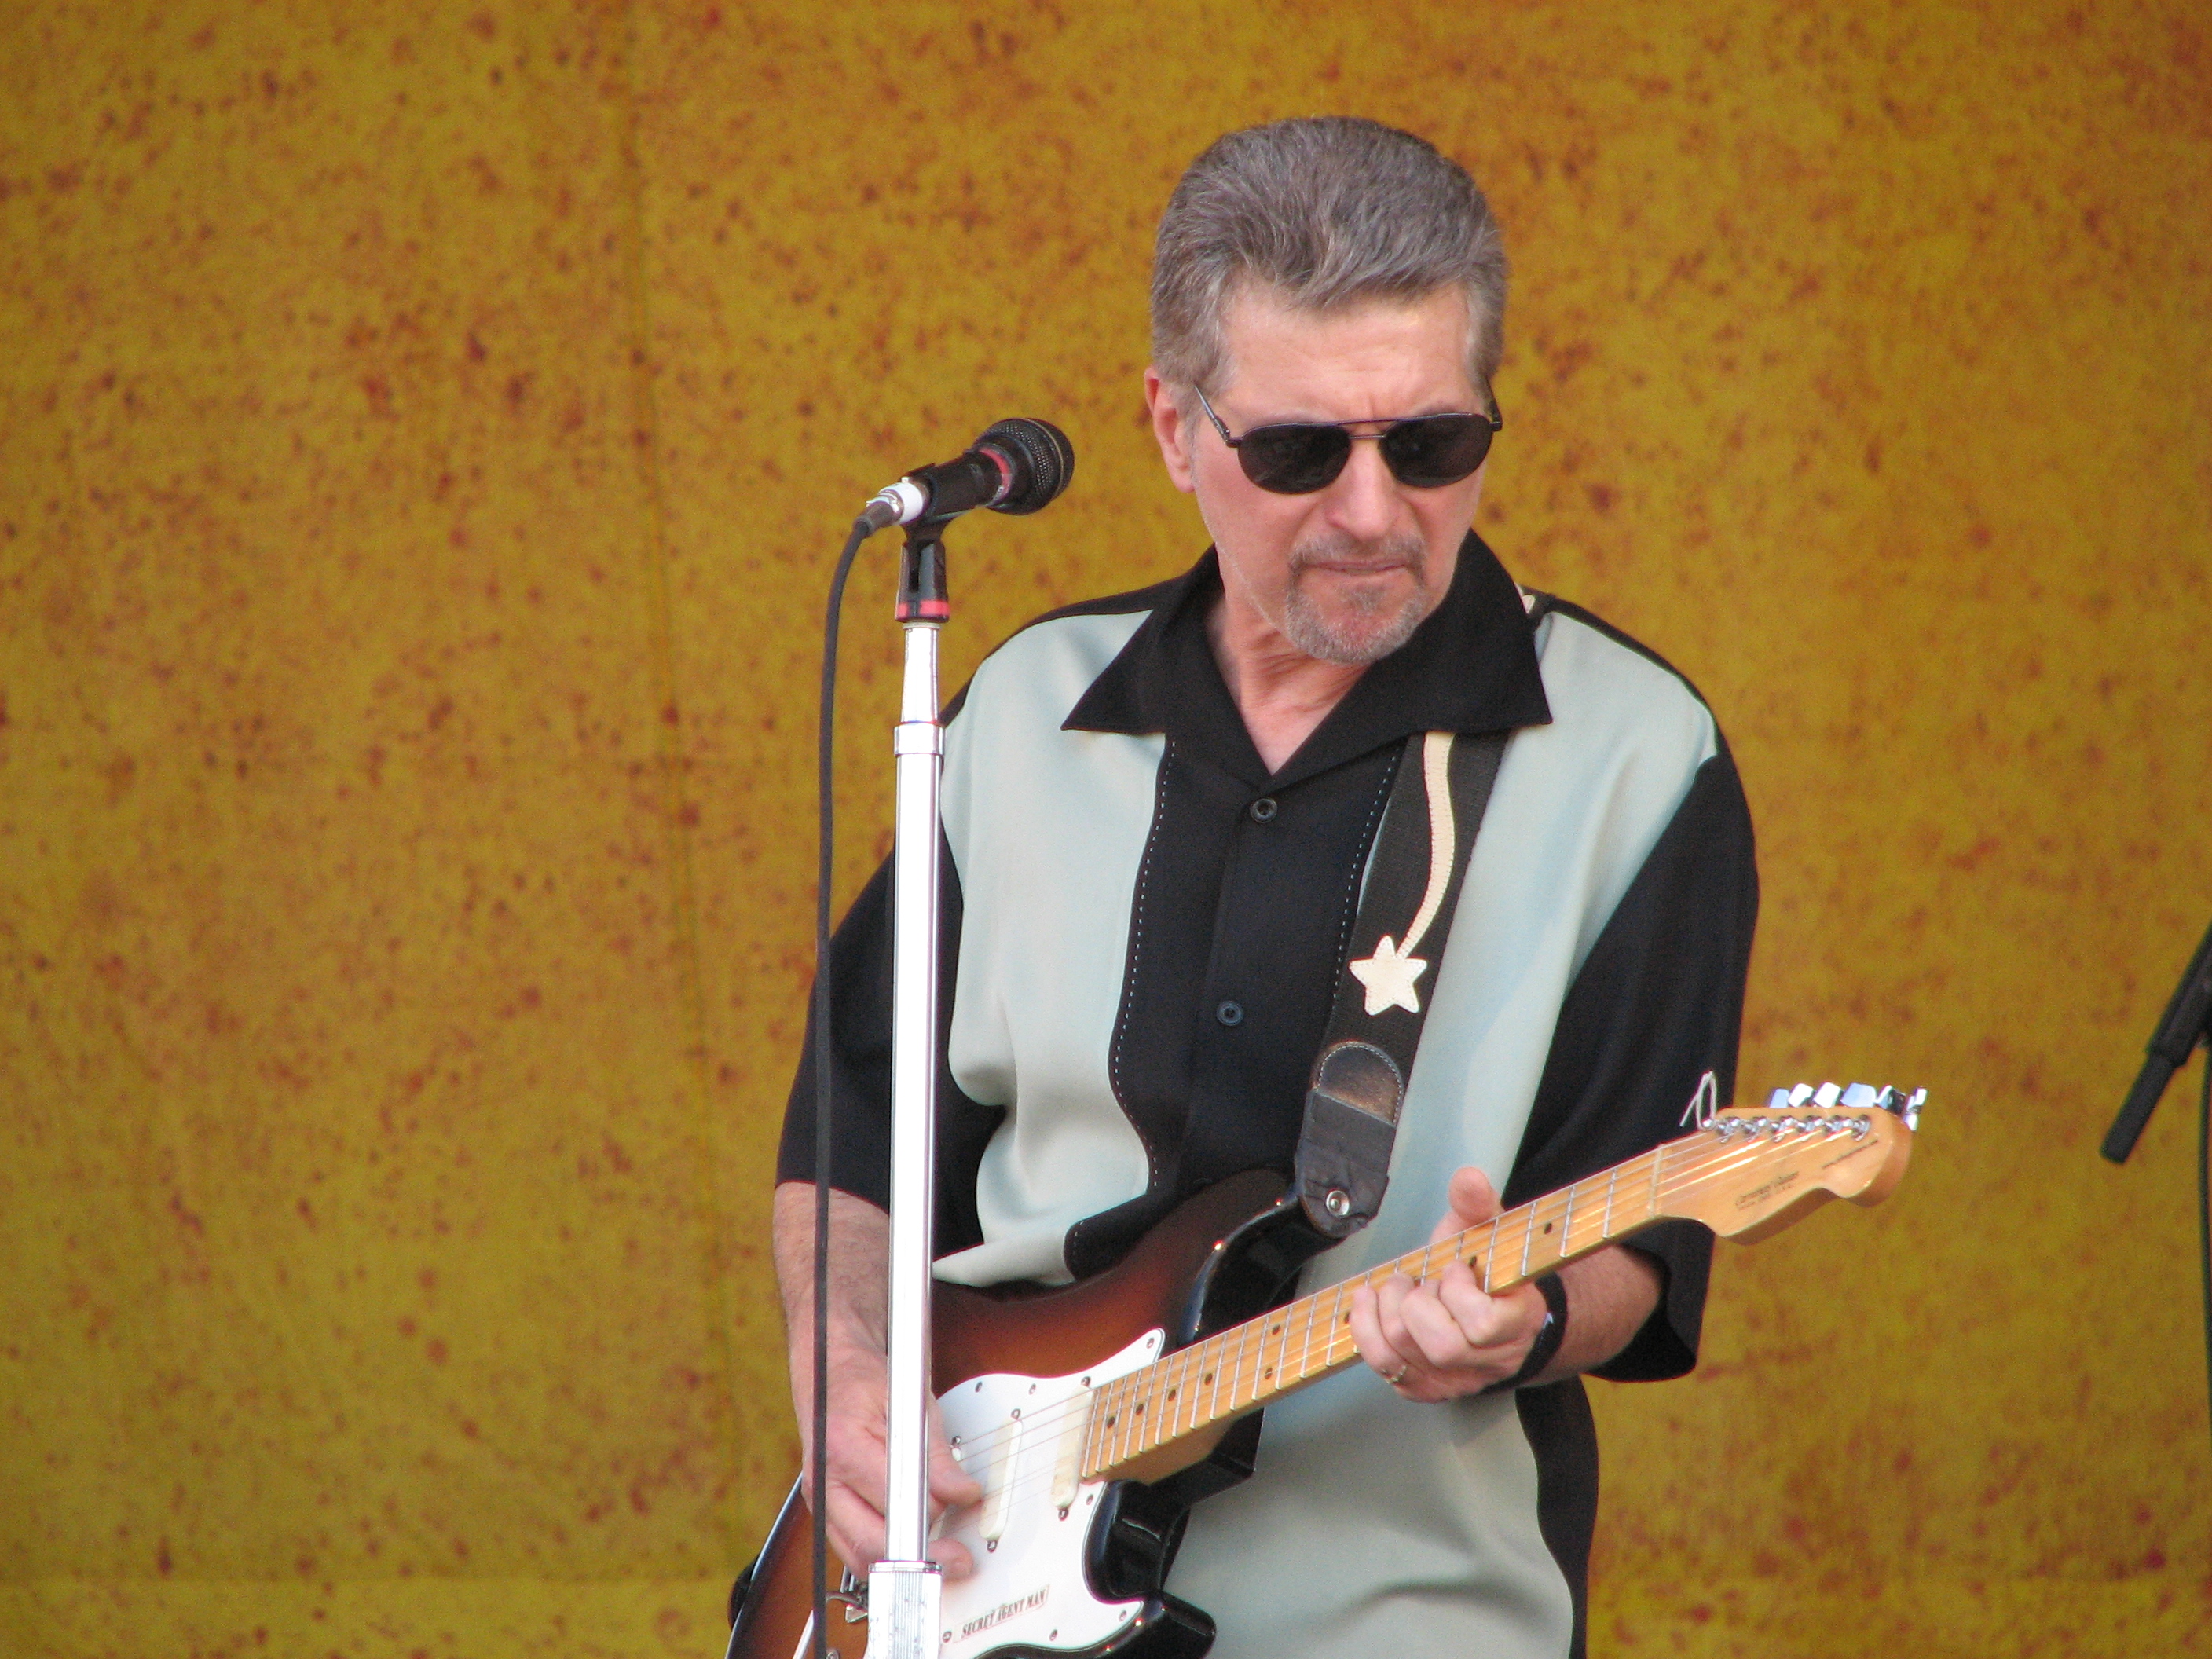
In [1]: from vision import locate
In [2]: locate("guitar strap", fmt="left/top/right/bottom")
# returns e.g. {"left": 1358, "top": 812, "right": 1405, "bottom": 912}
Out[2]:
{"left": 1295, "top": 727, "right": 1509, "bottom": 1240}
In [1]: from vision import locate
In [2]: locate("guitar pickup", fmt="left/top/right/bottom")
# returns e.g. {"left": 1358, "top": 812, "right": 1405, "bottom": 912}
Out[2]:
{"left": 951, "top": 1401, "right": 1025, "bottom": 1545}
{"left": 1049, "top": 1383, "right": 1093, "bottom": 1514}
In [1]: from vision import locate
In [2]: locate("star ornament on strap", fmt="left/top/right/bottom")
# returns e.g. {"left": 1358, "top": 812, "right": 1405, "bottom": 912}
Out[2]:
{"left": 1350, "top": 934, "right": 1429, "bottom": 1016}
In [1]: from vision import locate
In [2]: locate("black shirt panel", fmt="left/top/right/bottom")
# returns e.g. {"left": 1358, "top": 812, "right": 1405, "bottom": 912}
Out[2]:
{"left": 1518, "top": 1379, "right": 1600, "bottom": 1659}
{"left": 1068, "top": 728, "right": 1402, "bottom": 1282}
{"left": 1111, "top": 735, "right": 1402, "bottom": 1199}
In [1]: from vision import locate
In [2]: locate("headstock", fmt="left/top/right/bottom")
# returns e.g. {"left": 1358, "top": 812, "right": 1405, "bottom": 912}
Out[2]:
{"left": 1663, "top": 1082, "right": 1922, "bottom": 1243}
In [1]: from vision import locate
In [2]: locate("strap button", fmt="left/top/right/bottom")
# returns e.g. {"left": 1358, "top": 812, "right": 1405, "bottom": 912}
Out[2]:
{"left": 1215, "top": 1000, "right": 1245, "bottom": 1027}
{"left": 1248, "top": 797, "right": 1279, "bottom": 822}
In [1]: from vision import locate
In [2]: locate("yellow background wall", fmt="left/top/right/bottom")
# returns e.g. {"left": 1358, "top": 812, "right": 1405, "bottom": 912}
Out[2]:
{"left": 3, "top": 2, "right": 2207, "bottom": 1654}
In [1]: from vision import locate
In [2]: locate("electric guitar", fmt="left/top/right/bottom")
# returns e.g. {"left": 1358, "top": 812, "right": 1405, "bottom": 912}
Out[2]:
{"left": 727, "top": 1082, "right": 1921, "bottom": 1659}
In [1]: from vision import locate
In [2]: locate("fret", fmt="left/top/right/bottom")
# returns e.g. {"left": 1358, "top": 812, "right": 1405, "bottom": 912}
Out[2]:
{"left": 1602, "top": 1163, "right": 1620, "bottom": 1241}
{"left": 1088, "top": 1376, "right": 1108, "bottom": 1471}
{"left": 1646, "top": 1140, "right": 1664, "bottom": 1220}
{"left": 1295, "top": 1289, "right": 1320, "bottom": 1391}
{"left": 1518, "top": 1196, "right": 1536, "bottom": 1279}
{"left": 1480, "top": 1214, "right": 1501, "bottom": 1294}
{"left": 1095, "top": 1375, "right": 1119, "bottom": 1470}
{"left": 1558, "top": 1182, "right": 1577, "bottom": 1263}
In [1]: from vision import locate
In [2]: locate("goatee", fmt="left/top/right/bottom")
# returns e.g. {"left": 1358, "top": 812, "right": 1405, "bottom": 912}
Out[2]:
{"left": 1280, "top": 532, "right": 1432, "bottom": 666}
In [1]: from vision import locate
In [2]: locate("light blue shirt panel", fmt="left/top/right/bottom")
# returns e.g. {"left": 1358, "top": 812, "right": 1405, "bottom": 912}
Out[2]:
{"left": 934, "top": 610, "right": 1161, "bottom": 1288}
{"left": 1170, "top": 611, "right": 1720, "bottom": 1657}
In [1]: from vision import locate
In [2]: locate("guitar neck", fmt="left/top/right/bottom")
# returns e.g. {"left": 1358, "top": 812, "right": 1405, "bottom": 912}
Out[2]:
{"left": 1079, "top": 1141, "right": 1674, "bottom": 1481}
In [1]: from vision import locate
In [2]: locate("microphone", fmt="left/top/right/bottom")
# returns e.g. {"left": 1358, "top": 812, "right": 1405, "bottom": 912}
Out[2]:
{"left": 859, "top": 418, "right": 1075, "bottom": 532}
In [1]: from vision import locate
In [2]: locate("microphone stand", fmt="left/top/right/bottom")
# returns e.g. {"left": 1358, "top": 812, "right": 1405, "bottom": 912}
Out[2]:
{"left": 2101, "top": 912, "right": 2212, "bottom": 1163}
{"left": 2101, "top": 910, "right": 2212, "bottom": 1467}
{"left": 870, "top": 518, "right": 954, "bottom": 1659}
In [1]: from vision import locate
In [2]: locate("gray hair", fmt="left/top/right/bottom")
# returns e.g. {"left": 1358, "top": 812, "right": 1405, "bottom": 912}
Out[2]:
{"left": 1151, "top": 117, "right": 1508, "bottom": 397}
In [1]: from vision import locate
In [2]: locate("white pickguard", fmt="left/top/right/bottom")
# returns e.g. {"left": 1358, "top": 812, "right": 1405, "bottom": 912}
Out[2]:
{"left": 859, "top": 1328, "right": 1166, "bottom": 1659}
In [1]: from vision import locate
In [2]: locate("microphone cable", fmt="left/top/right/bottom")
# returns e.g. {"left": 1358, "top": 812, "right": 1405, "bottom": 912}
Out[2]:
{"left": 809, "top": 515, "right": 870, "bottom": 1659}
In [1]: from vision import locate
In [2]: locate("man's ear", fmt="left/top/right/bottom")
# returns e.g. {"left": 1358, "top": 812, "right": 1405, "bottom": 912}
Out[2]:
{"left": 1143, "top": 368, "right": 1198, "bottom": 496}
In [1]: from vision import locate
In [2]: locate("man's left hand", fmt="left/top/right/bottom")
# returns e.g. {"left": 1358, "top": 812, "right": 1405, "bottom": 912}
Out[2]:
{"left": 1347, "top": 1164, "right": 1549, "bottom": 1402}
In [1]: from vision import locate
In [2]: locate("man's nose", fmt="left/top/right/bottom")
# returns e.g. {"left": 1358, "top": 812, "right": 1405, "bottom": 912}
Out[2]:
{"left": 1320, "top": 438, "right": 1403, "bottom": 540}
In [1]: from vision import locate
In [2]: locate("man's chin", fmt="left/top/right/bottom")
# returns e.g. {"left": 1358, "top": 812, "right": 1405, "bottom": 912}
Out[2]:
{"left": 1282, "top": 588, "right": 1429, "bottom": 666}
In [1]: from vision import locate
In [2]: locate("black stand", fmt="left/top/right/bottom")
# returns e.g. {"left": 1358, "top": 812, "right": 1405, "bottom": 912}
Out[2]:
{"left": 2100, "top": 911, "right": 2212, "bottom": 1468}
{"left": 2101, "top": 914, "right": 2212, "bottom": 1163}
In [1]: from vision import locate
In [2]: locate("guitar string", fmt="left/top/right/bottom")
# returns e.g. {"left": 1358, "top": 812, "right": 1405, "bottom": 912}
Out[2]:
{"left": 936, "top": 1122, "right": 1859, "bottom": 1495}
{"left": 1063, "top": 1130, "right": 1802, "bottom": 1480}
{"left": 935, "top": 1121, "right": 1870, "bottom": 1493}
{"left": 925, "top": 1121, "right": 1869, "bottom": 1496}
{"left": 937, "top": 1126, "right": 1829, "bottom": 1525}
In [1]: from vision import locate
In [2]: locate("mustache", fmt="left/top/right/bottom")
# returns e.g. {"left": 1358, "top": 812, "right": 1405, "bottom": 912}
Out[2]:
{"left": 1287, "top": 531, "right": 1430, "bottom": 573}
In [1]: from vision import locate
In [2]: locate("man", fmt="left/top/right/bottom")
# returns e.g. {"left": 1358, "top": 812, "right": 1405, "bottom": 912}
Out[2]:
{"left": 775, "top": 117, "right": 1756, "bottom": 1657}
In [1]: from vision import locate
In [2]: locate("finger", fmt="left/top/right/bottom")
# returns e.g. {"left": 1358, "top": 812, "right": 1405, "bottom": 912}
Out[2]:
{"left": 928, "top": 1407, "right": 985, "bottom": 1510}
{"left": 1397, "top": 1279, "right": 1483, "bottom": 1370}
{"left": 1371, "top": 1273, "right": 1425, "bottom": 1366}
{"left": 927, "top": 1459, "right": 982, "bottom": 1581}
{"left": 1432, "top": 1164, "right": 1503, "bottom": 1242}
{"left": 1434, "top": 1264, "right": 1540, "bottom": 1353}
{"left": 1348, "top": 1284, "right": 1412, "bottom": 1385}
{"left": 821, "top": 1481, "right": 888, "bottom": 1577}
{"left": 929, "top": 1445, "right": 984, "bottom": 1511}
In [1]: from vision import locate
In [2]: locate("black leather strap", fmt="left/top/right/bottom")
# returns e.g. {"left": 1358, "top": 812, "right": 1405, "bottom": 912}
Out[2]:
{"left": 1295, "top": 729, "right": 1508, "bottom": 1238}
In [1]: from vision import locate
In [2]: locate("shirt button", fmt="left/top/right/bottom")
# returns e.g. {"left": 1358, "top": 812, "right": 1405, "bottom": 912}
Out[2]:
{"left": 1216, "top": 1000, "right": 1245, "bottom": 1027}
{"left": 1249, "top": 797, "right": 1279, "bottom": 823}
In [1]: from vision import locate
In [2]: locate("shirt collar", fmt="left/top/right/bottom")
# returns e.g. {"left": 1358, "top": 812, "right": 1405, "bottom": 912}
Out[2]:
{"left": 1066, "top": 530, "right": 1552, "bottom": 791}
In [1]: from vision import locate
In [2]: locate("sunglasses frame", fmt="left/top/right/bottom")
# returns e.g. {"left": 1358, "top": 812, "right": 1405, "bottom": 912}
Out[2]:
{"left": 1192, "top": 383, "right": 1504, "bottom": 495}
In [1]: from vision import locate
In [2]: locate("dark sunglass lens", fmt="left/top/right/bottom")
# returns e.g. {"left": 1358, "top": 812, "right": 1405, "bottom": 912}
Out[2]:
{"left": 1380, "top": 416, "right": 1493, "bottom": 488}
{"left": 1239, "top": 424, "right": 1353, "bottom": 493}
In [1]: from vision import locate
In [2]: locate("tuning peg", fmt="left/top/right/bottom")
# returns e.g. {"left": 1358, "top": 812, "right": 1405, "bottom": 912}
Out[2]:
{"left": 1875, "top": 1086, "right": 1925, "bottom": 1132}
{"left": 1812, "top": 1082, "right": 1843, "bottom": 1108}
{"left": 1840, "top": 1082, "right": 1878, "bottom": 1109}
{"left": 1767, "top": 1087, "right": 1792, "bottom": 1109}
{"left": 1788, "top": 1083, "right": 1816, "bottom": 1108}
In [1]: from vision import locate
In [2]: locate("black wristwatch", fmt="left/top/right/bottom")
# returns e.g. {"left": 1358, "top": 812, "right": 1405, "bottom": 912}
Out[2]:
{"left": 1481, "top": 1272, "right": 1569, "bottom": 1395}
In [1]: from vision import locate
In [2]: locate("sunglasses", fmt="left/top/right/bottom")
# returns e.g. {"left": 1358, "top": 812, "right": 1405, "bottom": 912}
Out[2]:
{"left": 1194, "top": 383, "right": 1503, "bottom": 495}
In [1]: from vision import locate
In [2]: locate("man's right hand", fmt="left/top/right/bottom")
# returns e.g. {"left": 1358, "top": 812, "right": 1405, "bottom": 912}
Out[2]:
{"left": 774, "top": 1181, "right": 983, "bottom": 1579}
{"left": 786, "top": 1334, "right": 983, "bottom": 1578}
